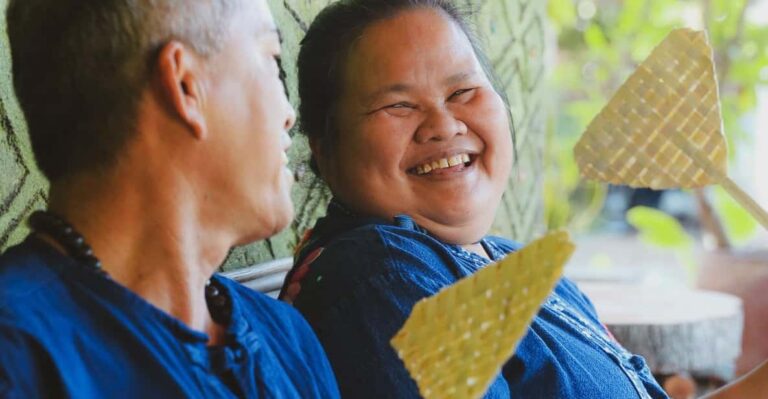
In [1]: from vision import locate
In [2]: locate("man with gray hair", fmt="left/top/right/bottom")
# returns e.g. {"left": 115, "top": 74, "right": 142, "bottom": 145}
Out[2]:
{"left": 0, "top": 0, "right": 339, "bottom": 397}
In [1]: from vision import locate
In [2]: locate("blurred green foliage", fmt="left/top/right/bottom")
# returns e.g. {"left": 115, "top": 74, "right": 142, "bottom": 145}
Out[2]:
{"left": 546, "top": 0, "right": 768, "bottom": 232}
{"left": 712, "top": 186, "right": 759, "bottom": 243}
{"left": 627, "top": 206, "right": 694, "bottom": 248}
{"left": 626, "top": 205, "right": 698, "bottom": 279}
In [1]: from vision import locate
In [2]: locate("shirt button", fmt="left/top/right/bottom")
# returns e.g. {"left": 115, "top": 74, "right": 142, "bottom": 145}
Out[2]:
{"left": 393, "top": 215, "right": 415, "bottom": 229}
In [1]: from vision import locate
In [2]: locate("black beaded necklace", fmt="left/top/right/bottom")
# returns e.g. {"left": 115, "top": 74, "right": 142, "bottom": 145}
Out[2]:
{"left": 29, "top": 211, "right": 104, "bottom": 271}
{"left": 28, "top": 210, "right": 232, "bottom": 324}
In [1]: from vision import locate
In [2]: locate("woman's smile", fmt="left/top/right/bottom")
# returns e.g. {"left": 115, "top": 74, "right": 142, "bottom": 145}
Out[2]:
{"left": 409, "top": 152, "right": 476, "bottom": 176}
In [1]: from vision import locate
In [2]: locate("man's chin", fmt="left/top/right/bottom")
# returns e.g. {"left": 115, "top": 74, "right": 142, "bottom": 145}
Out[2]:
{"left": 266, "top": 203, "right": 294, "bottom": 237}
{"left": 235, "top": 204, "right": 293, "bottom": 245}
{"left": 271, "top": 211, "right": 293, "bottom": 236}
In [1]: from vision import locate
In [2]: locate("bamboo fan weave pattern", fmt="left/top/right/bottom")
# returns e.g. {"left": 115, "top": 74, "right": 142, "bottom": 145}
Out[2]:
{"left": 574, "top": 28, "right": 727, "bottom": 189}
{"left": 390, "top": 231, "right": 574, "bottom": 399}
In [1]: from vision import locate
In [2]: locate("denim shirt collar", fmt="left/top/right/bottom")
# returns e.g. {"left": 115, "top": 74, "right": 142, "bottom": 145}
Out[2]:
{"left": 315, "top": 198, "right": 491, "bottom": 256}
{"left": 288, "top": 198, "right": 502, "bottom": 283}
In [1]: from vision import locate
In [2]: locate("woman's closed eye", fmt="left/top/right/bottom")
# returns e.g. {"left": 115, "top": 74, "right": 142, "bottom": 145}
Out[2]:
{"left": 448, "top": 88, "right": 477, "bottom": 102}
{"left": 388, "top": 102, "right": 415, "bottom": 109}
{"left": 379, "top": 102, "right": 416, "bottom": 116}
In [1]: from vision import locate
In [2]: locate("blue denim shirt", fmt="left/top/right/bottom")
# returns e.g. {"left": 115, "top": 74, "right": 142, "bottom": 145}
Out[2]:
{"left": 281, "top": 201, "right": 669, "bottom": 398}
{"left": 0, "top": 236, "right": 340, "bottom": 398}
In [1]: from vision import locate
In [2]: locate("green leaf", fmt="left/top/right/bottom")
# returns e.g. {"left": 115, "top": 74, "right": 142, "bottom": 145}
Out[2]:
{"left": 584, "top": 24, "right": 609, "bottom": 51}
{"left": 626, "top": 206, "right": 693, "bottom": 249}
{"left": 712, "top": 186, "right": 758, "bottom": 243}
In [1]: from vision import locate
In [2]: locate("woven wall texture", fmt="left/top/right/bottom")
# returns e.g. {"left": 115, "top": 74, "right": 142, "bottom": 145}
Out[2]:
{"left": 0, "top": 0, "right": 548, "bottom": 270}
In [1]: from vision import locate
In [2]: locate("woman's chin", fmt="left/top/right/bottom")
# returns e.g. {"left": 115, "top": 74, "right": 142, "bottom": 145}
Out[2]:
{"left": 432, "top": 228, "right": 489, "bottom": 247}
{"left": 417, "top": 214, "right": 494, "bottom": 246}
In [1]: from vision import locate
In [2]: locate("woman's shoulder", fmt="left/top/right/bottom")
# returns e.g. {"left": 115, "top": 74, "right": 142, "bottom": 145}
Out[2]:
{"left": 308, "top": 218, "right": 454, "bottom": 282}
{"left": 551, "top": 277, "right": 603, "bottom": 325}
{"left": 219, "top": 276, "right": 306, "bottom": 329}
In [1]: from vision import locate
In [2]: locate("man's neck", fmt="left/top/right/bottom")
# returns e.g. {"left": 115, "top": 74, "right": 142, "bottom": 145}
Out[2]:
{"left": 48, "top": 174, "right": 232, "bottom": 344}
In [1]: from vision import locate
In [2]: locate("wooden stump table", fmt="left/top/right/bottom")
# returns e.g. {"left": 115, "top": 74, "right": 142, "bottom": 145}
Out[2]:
{"left": 579, "top": 282, "right": 743, "bottom": 383}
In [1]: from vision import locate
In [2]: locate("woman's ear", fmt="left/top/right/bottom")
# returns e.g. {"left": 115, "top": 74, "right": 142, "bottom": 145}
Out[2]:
{"left": 309, "top": 137, "right": 325, "bottom": 170}
{"left": 309, "top": 137, "right": 323, "bottom": 163}
{"left": 154, "top": 41, "right": 208, "bottom": 139}
{"left": 308, "top": 137, "right": 330, "bottom": 179}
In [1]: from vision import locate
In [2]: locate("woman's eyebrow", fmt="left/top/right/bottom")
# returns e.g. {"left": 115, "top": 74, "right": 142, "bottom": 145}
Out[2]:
{"left": 364, "top": 83, "right": 412, "bottom": 104}
{"left": 362, "top": 71, "right": 477, "bottom": 105}
{"left": 444, "top": 71, "right": 476, "bottom": 86}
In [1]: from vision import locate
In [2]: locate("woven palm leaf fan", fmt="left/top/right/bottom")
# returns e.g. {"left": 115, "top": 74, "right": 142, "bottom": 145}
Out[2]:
{"left": 390, "top": 231, "right": 574, "bottom": 399}
{"left": 574, "top": 28, "right": 768, "bottom": 229}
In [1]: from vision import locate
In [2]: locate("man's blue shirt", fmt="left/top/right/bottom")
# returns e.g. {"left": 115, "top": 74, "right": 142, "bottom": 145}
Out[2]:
{"left": 282, "top": 201, "right": 669, "bottom": 398}
{"left": 0, "top": 236, "right": 340, "bottom": 398}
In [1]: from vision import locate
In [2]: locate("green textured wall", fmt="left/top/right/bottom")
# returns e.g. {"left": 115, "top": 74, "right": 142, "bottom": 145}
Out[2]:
{"left": 0, "top": 0, "right": 48, "bottom": 254}
{"left": 0, "top": 0, "right": 548, "bottom": 270}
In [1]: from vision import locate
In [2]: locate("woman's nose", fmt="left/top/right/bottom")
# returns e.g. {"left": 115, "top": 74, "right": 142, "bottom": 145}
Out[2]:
{"left": 414, "top": 107, "right": 467, "bottom": 143}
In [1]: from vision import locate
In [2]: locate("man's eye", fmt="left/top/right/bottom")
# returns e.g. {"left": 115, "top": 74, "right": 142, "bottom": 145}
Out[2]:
{"left": 273, "top": 56, "right": 286, "bottom": 79}
{"left": 274, "top": 55, "right": 288, "bottom": 96}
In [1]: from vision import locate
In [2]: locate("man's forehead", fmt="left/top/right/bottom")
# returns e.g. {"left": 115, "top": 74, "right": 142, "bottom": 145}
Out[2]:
{"left": 251, "top": 0, "right": 278, "bottom": 36}
{"left": 267, "top": 27, "right": 282, "bottom": 43}
{"left": 253, "top": 16, "right": 280, "bottom": 40}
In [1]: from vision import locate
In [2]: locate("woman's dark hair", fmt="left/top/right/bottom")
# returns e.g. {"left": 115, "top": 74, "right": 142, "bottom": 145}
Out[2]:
{"left": 297, "top": 0, "right": 515, "bottom": 175}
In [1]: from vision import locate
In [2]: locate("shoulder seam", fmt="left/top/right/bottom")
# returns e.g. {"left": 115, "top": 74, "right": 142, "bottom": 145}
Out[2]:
{"left": 0, "top": 273, "right": 59, "bottom": 313}
{"left": 371, "top": 225, "right": 403, "bottom": 277}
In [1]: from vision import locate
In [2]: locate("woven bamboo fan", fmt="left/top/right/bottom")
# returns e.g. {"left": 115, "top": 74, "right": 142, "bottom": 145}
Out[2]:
{"left": 390, "top": 231, "right": 574, "bottom": 399}
{"left": 574, "top": 28, "right": 768, "bottom": 229}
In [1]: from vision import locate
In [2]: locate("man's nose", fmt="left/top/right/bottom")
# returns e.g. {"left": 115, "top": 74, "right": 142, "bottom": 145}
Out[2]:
{"left": 284, "top": 103, "right": 297, "bottom": 132}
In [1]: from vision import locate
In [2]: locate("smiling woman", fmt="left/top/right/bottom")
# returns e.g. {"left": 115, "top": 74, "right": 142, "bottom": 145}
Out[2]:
{"left": 279, "top": 1, "right": 670, "bottom": 398}
{"left": 313, "top": 4, "right": 512, "bottom": 250}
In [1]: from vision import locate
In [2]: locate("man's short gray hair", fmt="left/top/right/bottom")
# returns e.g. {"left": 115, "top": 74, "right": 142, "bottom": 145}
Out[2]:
{"left": 7, "top": 0, "right": 243, "bottom": 182}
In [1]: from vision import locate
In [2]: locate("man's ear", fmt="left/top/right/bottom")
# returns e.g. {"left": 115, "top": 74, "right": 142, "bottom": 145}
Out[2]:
{"left": 154, "top": 41, "right": 207, "bottom": 139}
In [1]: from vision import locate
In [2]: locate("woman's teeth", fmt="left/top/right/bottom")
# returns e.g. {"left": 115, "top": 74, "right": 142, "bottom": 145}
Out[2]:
{"left": 415, "top": 154, "right": 471, "bottom": 175}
